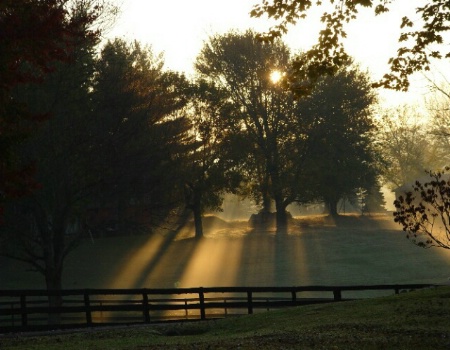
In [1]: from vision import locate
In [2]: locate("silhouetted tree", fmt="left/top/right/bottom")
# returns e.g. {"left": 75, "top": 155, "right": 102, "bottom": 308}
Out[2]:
{"left": 394, "top": 168, "right": 450, "bottom": 249}
{"left": 0, "top": 0, "right": 104, "bottom": 217}
{"left": 0, "top": 0, "right": 112, "bottom": 324}
{"left": 299, "top": 63, "right": 380, "bottom": 217}
{"left": 376, "top": 106, "right": 437, "bottom": 190}
{"left": 90, "top": 39, "right": 193, "bottom": 233}
{"left": 0, "top": 37, "right": 192, "bottom": 325}
{"left": 195, "top": 30, "right": 310, "bottom": 234}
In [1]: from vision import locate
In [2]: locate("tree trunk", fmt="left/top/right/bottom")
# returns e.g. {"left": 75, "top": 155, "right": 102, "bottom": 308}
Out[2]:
{"left": 117, "top": 196, "right": 126, "bottom": 235}
{"left": 270, "top": 164, "right": 288, "bottom": 235}
{"left": 193, "top": 200, "right": 203, "bottom": 239}
{"left": 261, "top": 172, "right": 272, "bottom": 213}
{"left": 185, "top": 183, "right": 204, "bottom": 239}
{"left": 327, "top": 198, "right": 339, "bottom": 218}
{"left": 192, "top": 189, "right": 203, "bottom": 239}
{"left": 45, "top": 265, "right": 63, "bottom": 325}
{"left": 262, "top": 192, "right": 272, "bottom": 214}
{"left": 275, "top": 196, "right": 288, "bottom": 235}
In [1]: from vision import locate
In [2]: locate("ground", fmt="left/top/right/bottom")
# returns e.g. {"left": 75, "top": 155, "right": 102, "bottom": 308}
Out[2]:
{"left": 1, "top": 214, "right": 449, "bottom": 293}
{"left": 2, "top": 286, "right": 450, "bottom": 349}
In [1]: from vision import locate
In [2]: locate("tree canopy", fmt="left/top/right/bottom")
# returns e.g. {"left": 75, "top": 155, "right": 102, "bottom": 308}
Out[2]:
{"left": 0, "top": 0, "right": 103, "bottom": 217}
{"left": 195, "top": 30, "right": 310, "bottom": 233}
{"left": 251, "top": 0, "right": 450, "bottom": 92}
{"left": 90, "top": 39, "right": 193, "bottom": 233}
{"left": 0, "top": 0, "right": 112, "bottom": 324}
{"left": 299, "top": 63, "right": 380, "bottom": 216}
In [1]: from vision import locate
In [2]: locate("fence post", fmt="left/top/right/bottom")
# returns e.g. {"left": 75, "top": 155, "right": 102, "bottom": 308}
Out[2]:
{"left": 20, "top": 295, "right": 27, "bottom": 327}
{"left": 224, "top": 299, "right": 227, "bottom": 316}
{"left": 247, "top": 291, "right": 253, "bottom": 315}
{"left": 291, "top": 290, "right": 297, "bottom": 304}
{"left": 142, "top": 292, "right": 150, "bottom": 323}
{"left": 84, "top": 291, "right": 92, "bottom": 326}
{"left": 333, "top": 289, "right": 342, "bottom": 301}
{"left": 199, "top": 288, "right": 206, "bottom": 320}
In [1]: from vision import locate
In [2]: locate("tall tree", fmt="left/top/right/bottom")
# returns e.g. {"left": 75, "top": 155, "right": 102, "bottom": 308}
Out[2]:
{"left": 90, "top": 39, "right": 193, "bottom": 233}
{"left": 195, "top": 30, "right": 309, "bottom": 234}
{"left": 251, "top": 0, "right": 450, "bottom": 92}
{"left": 0, "top": 36, "right": 192, "bottom": 326}
{"left": 299, "top": 63, "right": 380, "bottom": 217}
{"left": 0, "top": 0, "right": 108, "bottom": 324}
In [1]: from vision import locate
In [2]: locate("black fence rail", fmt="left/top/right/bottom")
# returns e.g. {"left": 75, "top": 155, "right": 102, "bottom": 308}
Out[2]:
{"left": 0, "top": 284, "right": 437, "bottom": 332}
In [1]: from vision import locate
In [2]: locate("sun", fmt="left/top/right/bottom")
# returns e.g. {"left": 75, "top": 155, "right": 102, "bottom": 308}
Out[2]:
{"left": 269, "top": 70, "right": 283, "bottom": 84}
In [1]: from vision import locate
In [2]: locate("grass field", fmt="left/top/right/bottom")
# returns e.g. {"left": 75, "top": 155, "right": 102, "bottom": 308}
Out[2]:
{"left": 1, "top": 286, "right": 450, "bottom": 349}
{"left": 1, "top": 214, "right": 450, "bottom": 291}
{"left": 1, "top": 214, "right": 450, "bottom": 348}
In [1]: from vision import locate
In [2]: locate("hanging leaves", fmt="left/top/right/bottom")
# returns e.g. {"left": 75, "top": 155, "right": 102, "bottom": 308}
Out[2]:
{"left": 394, "top": 168, "right": 450, "bottom": 249}
{"left": 252, "top": 0, "right": 450, "bottom": 92}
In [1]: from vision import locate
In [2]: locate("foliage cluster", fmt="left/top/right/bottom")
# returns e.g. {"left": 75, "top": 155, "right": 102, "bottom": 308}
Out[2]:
{"left": 0, "top": 0, "right": 102, "bottom": 210}
{"left": 251, "top": 0, "right": 450, "bottom": 92}
{"left": 394, "top": 169, "right": 450, "bottom": 249}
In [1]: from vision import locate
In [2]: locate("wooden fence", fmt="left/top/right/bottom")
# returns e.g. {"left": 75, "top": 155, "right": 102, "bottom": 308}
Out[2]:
{"left": 0, "top": 284, "right": 437, "bottom": 332}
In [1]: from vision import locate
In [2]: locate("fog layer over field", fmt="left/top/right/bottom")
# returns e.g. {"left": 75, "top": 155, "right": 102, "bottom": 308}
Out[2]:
{"left": 1, "top": 215, "right": 449, "bottom": 292}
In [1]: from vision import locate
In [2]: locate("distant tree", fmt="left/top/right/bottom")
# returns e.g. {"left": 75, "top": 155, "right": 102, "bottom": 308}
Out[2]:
{"left": 394, "top": 168, "right": 450, "bottom": 249}
{"left": 299, "top": 63, "right": 380, "bottom": 217}
{"left": 354, "top": 183, "right": 386, "bottom": 215}
{"left": 251, "top": 0, "right": 450, "bottom": 92}
{"left": 425, "top": 77, "right": 450, "bottom": 165}
{"left": 195, "top": 30, "right": 310, "bottom": 234}
{"left": 0, "top": 0, "right": 104, "bottom": 217}
{"left": 376, "top": 106, "right": 437, "bottom": 190}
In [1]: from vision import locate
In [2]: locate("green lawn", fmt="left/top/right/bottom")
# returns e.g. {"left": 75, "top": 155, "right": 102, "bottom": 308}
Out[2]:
{"left": 1, "top": 286, "right": 450, "bottom": 349}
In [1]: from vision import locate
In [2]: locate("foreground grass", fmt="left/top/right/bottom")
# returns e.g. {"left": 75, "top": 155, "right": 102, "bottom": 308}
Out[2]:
{"left": 1, "top": 286, "right": 450, "bottom": 349}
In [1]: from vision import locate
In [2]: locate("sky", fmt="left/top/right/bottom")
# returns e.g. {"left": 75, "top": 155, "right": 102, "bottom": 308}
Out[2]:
{"left": 106, "top": 0, "right": 446, "bottom": 109}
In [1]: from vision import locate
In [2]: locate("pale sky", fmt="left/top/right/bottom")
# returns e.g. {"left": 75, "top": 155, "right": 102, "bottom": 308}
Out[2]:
{"left": 106, "top": 0, "right": 447, "bottom": 109}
